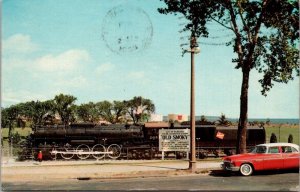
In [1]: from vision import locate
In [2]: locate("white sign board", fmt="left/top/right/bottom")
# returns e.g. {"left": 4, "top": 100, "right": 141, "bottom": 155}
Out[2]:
{"left": 159, "top": 129, "right": 190, "bottom": 152}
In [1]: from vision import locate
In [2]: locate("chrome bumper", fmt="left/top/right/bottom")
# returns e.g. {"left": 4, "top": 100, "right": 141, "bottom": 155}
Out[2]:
{"left": 221, "top": 163, "right": 240, "bottom": 172}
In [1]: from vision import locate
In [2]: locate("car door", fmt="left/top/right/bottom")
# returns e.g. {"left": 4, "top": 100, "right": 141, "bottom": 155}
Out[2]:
{"left": 282, "top": 146, "right": 299, "bottom": 169}
{"left": 263, "top": 146, "right": 284, "bottom": 170}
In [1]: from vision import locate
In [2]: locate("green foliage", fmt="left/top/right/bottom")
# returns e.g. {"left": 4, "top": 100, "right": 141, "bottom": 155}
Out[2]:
{"left": 200, "top": 115, "right": 208, "bottom": 122}
{"left": 23, "top": 100, "right": 55, "bottom": 125}
{"left": 10, "top": 132, "right": 21, "bottom": 146}
{"left": 2, "top": 94, "right": 156, "bottom": 126}
{"left": 270, "top": 133, "right": 277, "bottom": 143}
{"left": 217, "top": 113, "right": 230, "bottom": 126}
{"left": 125, "top": 96, "right": 155, "bottom": 124}
{"left": 159, "top": 0, "right": 299, "bottom": 95}
{"left": 288, "top": 134, "right": 293, "bottom": 143}
{"left": 1, "top": 105, "right": 19, "bottom": 142}
{"left": 54, "top": 94, "right": 77, "bottom": 125}
{"left": 76, "top": 102, "right": 100, "bottom": 123}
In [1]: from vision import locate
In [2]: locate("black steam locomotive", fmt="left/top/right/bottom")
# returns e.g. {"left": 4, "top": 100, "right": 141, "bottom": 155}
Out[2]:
{"left": 19, "top": 122, "right": 265, "bottom": 160}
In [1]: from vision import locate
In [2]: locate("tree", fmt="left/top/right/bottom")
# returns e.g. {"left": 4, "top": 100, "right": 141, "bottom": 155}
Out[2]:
{"left": 288, "top": 134, "right": 293, "bottom": 143}
{"left": 200, "top": 115, "right": 208, "bottom": 123}
{"left": 1, "top": 105, "right": 19, "bottom": 143}
{"left": 158, "top": 0, "right": 298, "bottom": 154}
{"left": 19, "top": 100, "right": 55, "bottom": 126}
{"left": 217, "top": 113, "right": 230, "bottom": 126}
{"left": 96, "top": 101, "right": 114, "bottom": 123}
{"left": 97, "top": 101, "right": 126, "bottom": 124}
{"left": 125, "top": 96, "right": 155, "bottom": 124}
{"left": 111, "top": 101, "right": 127, "bottom": 123}
{"left": 54, "top": 94, "right": 77, "bottom": 125}
{"left": 76, "top": 102, "right": 100, "bottom": 123}
{"left": 79, "top": 100, "right": 127, "bottom": 124}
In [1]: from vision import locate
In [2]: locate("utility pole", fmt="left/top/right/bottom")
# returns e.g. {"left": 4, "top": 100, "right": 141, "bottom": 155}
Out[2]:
{"left": 188, "top": 35, "right": 199, "bottom": 172}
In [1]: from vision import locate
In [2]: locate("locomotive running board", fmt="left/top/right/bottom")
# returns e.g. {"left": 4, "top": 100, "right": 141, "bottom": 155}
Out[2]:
{"left": 50, "top": 150, "right": 113, "bottom": 155}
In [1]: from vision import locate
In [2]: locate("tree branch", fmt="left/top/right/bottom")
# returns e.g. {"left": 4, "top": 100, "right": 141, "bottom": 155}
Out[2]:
{"left": 225, "top": 0, "right": 244, "bottom": 65}
{"left": 236, "top": 1, "right": 252, "bottom": 43}
{"left": 248, "top": 0, "right": 270, "bottom": 68}
{"left": 209, "top": 15, "right": 233, "bottom": 31}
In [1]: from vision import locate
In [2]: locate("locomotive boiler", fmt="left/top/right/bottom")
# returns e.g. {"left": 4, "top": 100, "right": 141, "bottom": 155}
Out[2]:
{"left": 19, "top": 122, "right": 265, "bottom": 160}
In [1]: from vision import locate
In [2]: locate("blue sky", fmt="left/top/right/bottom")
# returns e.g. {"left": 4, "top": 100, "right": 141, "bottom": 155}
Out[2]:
{"left": 2, "top": 0, "right": 299, "bottom": 119}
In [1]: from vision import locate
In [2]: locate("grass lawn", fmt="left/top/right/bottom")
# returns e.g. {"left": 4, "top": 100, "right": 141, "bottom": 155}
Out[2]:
{"left": 1, "top": 127, "right": 32, "bottom": 138}
{"left": 264, "top": 124, "right": 299, "bottom": 145}
{"left": 1, "top": 127, "right": 32, "bottom": 148}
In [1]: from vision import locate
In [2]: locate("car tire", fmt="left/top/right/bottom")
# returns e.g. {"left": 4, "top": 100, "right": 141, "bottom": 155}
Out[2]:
{"left": 240, "top": 163, "right": 253, "bottom": 176}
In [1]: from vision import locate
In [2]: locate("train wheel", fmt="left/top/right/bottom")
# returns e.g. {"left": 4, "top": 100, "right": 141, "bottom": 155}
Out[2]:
{"left": 76, "top": 144, "right": 90, "bottom": 160}
{"left": 144, "top": 149, "right": 151, "bottom": 159}
{"left": 129, "top": 150, "right": 138, "bottom": 159}
{"left": 92, "top": 144, "right": 106, "bottom": 160}
{"left": 107, "top": 144, "right": 121, "bottom": 159}
{"left": 61, "top": 146, "right": 75, "bottom": 160}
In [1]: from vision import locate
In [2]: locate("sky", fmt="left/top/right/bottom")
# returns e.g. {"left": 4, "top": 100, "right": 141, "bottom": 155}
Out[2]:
{"left": 2, "top": 0, "right": 299, "bottom": 119}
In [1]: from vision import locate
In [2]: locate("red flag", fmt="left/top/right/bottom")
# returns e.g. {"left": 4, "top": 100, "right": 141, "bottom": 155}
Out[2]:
{"left": 216, "top": 131, "right": 225, "bottom": 139}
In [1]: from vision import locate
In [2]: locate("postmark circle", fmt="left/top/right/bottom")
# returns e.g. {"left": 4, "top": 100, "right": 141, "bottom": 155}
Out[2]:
{"left": 102, "top": 5, "right": 153, "bottom": 55}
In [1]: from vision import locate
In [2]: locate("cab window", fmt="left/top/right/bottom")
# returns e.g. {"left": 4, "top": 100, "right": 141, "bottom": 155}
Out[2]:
{"left": 268, "top": 147, "right": 279, "bottom": 154}
{"left": 292, "top": 147, "right": 299, "bottom": 153}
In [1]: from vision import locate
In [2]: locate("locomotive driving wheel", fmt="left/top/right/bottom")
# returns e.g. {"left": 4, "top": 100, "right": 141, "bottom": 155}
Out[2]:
{"left": 76, "top": 144, "right": 90, "bottom": 160}
{"left": 61, "top": 145, "right": 75, "bottom": 160}
{"left": 107, "top": 144, "right": 121, "bottom": 159}
{"left": 92, "top": 144, "right": 106, "bottom": 160}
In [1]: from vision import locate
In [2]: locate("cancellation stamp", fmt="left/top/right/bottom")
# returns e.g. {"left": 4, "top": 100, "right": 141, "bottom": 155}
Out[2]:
{"left": 101, "top": 4, "right": 153, "bottom": 55}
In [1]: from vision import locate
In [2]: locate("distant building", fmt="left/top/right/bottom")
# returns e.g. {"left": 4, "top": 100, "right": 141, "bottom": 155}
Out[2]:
{"left": 149, "top": 114, "right": 163, "bottom": 122}
{"left": 168, "top": 114, "right": 188, "bottom": 123}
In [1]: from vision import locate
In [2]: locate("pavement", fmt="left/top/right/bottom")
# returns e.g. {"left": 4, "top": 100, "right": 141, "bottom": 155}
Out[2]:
{"left": 1, "top": 158, "right": 222, "bottom": 181}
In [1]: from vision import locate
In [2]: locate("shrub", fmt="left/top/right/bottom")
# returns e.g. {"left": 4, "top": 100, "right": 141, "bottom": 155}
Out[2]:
{"left": 11, "top": 132, "right": 21, "bottom": 146}
{"left": 288, "top": 134, "right": 293, "bottom": 143}
{"left": 270, "top": 133, "right": 277, "bottom": 143}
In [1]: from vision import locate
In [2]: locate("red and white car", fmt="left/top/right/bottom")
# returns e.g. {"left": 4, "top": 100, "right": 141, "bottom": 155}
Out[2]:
{"left": 221, "top": 143, "right": 299, "bottom": 176}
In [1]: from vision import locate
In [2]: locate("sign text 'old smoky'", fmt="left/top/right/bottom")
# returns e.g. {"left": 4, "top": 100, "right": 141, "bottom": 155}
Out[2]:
{"left": 159, "top": 129, "right": 190, "bottom": 152}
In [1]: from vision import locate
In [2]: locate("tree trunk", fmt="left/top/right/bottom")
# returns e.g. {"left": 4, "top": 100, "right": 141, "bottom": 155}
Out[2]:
{"left": 236, "top": 67, "right": 250, "bottom": 154}
{"left": 8, "top": 123, "right": 13, "bottom": 143}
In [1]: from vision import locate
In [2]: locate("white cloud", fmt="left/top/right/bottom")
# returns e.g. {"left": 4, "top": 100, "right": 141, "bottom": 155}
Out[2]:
{"left": 128, "top": 71, "right": 145, "bottom": 79}
{"left": 3, "top": 34, "right": 38, "bottom": 54}
{"left": 34, "top": 49, "right": 89, "bottom": 72}
{"left": 95, "top": 63, "right": 115, "bottom": 75}
{"left": 54, "top": 76, "right": 88, "bottom": 88}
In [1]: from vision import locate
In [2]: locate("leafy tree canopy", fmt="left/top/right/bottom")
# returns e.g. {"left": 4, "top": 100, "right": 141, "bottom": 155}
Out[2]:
{"left": 159, "top": 0, "right": 299, "bottom": 95}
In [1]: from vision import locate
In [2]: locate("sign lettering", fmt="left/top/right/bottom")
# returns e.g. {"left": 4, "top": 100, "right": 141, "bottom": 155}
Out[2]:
{"left": 159, "top": 129, "right": 190, "bottom": 152}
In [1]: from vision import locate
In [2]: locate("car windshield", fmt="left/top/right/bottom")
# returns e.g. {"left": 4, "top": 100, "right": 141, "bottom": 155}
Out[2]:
{"left": 251, "top": 146, "right": 267, "bottom": 154}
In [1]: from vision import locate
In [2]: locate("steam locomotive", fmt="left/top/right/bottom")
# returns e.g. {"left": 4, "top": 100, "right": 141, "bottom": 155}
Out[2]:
{"left": 19, "top": 122, "right": 265, "bottom": 160}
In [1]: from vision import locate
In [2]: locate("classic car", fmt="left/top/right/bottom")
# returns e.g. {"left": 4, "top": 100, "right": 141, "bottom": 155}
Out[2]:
{"left": 221, "top": 143, "right": 299, "bottom": 176}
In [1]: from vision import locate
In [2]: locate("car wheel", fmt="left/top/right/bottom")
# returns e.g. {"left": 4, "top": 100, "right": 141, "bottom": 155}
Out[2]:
{"left": 240, "top": 163, "right": 253, "bottom": 176}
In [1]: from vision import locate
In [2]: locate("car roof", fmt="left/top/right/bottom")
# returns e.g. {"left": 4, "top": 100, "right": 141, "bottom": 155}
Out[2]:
{"left": 257, "top": 143, "right": 299, "bottom": 150}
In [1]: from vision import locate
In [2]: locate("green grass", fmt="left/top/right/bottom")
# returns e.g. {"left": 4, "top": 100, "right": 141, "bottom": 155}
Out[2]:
{"left": 264, "top": 125, "right": 299, "bottom": 145}
{"left": 1, "top": 127, "right": 32, "bottom": 148}
{"left": 1, "top": 127, "right": 32, "bottom": 138}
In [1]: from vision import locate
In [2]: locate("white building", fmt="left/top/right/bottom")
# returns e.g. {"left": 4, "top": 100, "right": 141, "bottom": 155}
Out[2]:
{"left": 149, "top": 114, "right": 163, "bottom": 122}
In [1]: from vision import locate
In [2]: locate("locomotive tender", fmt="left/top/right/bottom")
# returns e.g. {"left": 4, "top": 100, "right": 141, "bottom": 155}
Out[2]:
{"left": 19, "top": 122, "right": 265, "bottom": 160}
